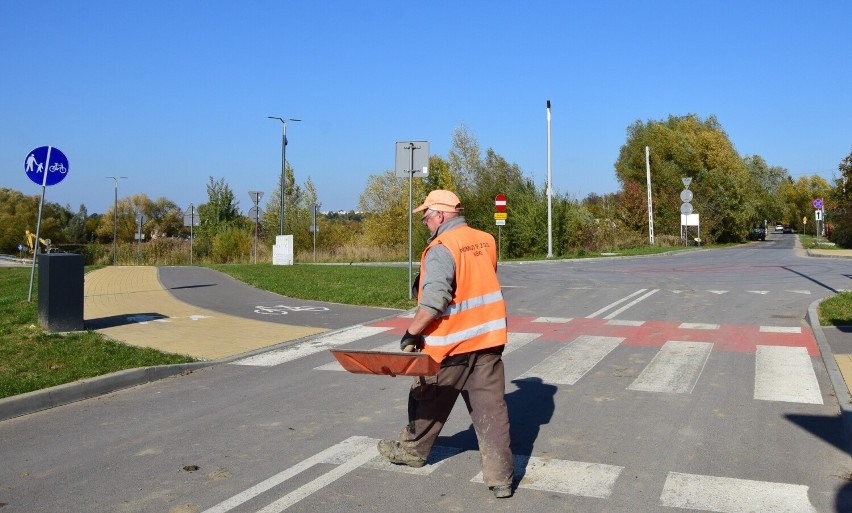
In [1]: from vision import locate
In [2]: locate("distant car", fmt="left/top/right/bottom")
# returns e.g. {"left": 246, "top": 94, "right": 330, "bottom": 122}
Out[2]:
{"left": 775, "top": 224, "right": 784, "bottom": 232}
{"left": 749, "top": 227, "right": 766, "bottom": 241}
{"left": 783, "top": 226, "right": 793, "bottom": 234}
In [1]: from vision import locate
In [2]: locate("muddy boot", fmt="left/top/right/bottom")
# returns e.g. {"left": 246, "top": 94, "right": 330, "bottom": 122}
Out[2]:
{"left": 490, "top": 484, "right": 513, "bottom": 498}
{"left": 377, "top": 439, "right": 426, "bottom": 468}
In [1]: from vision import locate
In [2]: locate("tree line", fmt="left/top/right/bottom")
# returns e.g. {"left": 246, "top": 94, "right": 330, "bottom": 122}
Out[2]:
{"left": 1, "top": 114, "right": 849, "bottom": 263}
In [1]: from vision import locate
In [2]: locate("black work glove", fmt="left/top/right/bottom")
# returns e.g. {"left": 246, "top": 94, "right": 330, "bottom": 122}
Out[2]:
{"left": 400, "top": 330, "right": 424, "bottom": 352}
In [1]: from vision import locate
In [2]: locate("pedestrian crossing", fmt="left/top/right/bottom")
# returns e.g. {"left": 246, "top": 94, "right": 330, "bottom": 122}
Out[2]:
{"left": 201, "top": 435, "right": 821, "bottom": 513}
{"left": 230, "top": 315, "right": 823, "bottom": 405}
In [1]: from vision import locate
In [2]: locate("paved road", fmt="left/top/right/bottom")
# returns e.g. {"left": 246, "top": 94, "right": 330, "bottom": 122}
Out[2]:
{"left": 0, "top": 234, "right": 850, "bottom": 512}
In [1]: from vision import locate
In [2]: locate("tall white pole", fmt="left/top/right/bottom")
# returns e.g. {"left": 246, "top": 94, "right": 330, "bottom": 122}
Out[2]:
{"left": 546, "top": 100, "right": 553, "bottom": 258}
{"left": 645, "top": 146, "right": 655, "bottom": 245}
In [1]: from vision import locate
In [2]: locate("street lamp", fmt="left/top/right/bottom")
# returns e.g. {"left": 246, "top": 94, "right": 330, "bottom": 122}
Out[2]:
{"left": 105, "top": 176, "right": 128, "bottom": 265}
{"left": 268, "top": 116, "right": 301, "bottom": 236}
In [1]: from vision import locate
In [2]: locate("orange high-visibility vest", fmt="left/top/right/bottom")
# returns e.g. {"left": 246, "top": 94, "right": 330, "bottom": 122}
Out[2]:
{"left": 418, "top": 224, "right": 508, "bottom": 363}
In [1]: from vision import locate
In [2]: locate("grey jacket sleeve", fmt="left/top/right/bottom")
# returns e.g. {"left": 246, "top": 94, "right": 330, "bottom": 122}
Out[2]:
{"left": 418, "top": 244, "right": 455, "bottom": 317}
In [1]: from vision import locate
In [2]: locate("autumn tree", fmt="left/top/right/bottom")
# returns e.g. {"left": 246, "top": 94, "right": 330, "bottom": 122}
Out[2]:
{"left": 615, "top": 114, "right": 756, "bottom": 242}
{"left": 829, "top": 147, "right": 852, "bottom": 247}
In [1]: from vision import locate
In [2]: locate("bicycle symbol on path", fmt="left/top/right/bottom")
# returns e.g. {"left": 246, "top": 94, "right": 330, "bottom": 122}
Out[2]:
{"left": 254, "top": 305, "right": 330, "bottom": 315}
{"left": 49, "top": 162, "right": 67, "bottom": 174}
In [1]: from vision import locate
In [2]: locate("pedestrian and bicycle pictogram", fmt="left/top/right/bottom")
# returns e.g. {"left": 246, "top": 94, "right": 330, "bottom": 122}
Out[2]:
{"left": 24, "top": 146, "right": 69, "bottom": 186}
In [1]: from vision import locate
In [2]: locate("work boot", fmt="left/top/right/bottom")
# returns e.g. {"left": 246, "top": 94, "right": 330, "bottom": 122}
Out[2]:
{"left": 491, "top": 484, "right": 513, "bottom": 498}
{"left": 376, "top": 439, "right": 426, "bottom": 468}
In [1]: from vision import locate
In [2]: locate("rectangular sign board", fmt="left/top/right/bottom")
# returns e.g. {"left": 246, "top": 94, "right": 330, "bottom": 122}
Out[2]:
{"left": 395, "top": 141, "right": 429, "bottom": 178}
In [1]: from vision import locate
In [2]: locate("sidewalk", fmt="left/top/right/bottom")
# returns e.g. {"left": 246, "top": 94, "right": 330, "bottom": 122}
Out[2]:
{"left": 84, "top": 266, "right": 327, "bottom": 360}
{"left": 0, "top": 266, "right": 388, "bottom": 421}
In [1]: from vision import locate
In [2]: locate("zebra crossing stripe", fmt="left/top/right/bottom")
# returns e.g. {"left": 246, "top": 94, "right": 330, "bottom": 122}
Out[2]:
{"left": 678, "top": 322, "right": 720, "bottom": 330}
{"left": 231, "top": 326, "right": 392, "bottom": 367}
{"left": 532, "top": 317, "right": 572, "bottom": 323}
{"left": 605, "top": 319, "right": 644, "bottom": 326}
{"left": 759, "top": 326, "right": 802, "bottom": 333}
{"left": 659, "top": 472, "right": 818, "bottom": 513}
{"left": 628, "top": 341, "right": 712, "bottom": 394}
{"left": 471, "top": 454, "right": 624, "bottom": 499}
{"left": 754, "top": 346, "right": 823, "bottom": 404}
{"left": 518, "top": 335, "right": 623, "bottom": 385}
{"left": 503, "top": 332, "right": 541, "bottom": 355}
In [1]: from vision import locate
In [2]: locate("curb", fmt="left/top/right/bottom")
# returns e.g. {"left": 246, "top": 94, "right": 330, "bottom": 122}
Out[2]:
{"left": 0, "top": 361, "right": 215, "bottom": 423}
{"left": 807, "top": 298, "right": 852, "bottom": 451}
{"left": 805, "top": 249, "right": 852, "bottom": 259}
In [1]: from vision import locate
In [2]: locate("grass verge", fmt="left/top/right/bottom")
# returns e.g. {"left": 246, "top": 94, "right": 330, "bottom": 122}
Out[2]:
{"left": 819, "top": 291, "right": 852, "bottom": 327}
{"left": 208, "top": 263, "right": 417, "bottom": 310}
{"left": 0, "top": 267, "right": 195, "bottom": 400}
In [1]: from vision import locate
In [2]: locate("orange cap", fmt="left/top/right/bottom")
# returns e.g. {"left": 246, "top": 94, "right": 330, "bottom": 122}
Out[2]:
{"left": 413, "top": 190, "right": 462, "bottom": 213}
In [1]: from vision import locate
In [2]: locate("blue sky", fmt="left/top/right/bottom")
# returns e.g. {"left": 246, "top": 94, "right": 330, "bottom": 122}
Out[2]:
{"left": 2, "top": 1, "right": 849, "bottom": 215}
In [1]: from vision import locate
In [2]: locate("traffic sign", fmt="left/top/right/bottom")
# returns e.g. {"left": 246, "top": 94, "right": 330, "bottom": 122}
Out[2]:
{"left": 24, "top": 146, "right": 69, "bottom": 186}
{"left": 815, "top": 210, "right": 823, "bottom": 221}
{"left": 494, "top": 212, "right": 508, "bottom": 220}
{"left": 495, "top": 193, "right": 506, "bottom": 212}
{"left": 813, "top": 198, "right": 823, "bottom": 209}
{"left": 680, "top": 190, "right": 693, "bottom": 202}
{"left": 680, "top": 203, "right": 693, "bottom": 215}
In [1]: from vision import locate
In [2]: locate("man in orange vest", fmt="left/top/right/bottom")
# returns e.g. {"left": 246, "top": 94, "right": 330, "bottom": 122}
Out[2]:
{"left": 377, "top": 190, "right": 514, "bottom": 499}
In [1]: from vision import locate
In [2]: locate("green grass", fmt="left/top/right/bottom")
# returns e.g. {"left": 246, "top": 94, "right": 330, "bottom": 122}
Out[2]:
{"left": 208, "top": 263, "right": 417, "bottom": 310}
{"left": 799, "top": 233, "right": 840, "bottom": 249}
{"left": 819, "top": 291, "right": 852, "bottom": 327}
{"left": 0, "top": 267, "right": 195, "bottom": 400}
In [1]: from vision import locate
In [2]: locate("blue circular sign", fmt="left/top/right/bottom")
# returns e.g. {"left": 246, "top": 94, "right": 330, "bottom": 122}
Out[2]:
{"left": 813, "top": 198, "right": 823, "bottom": 209}
{"left": 24, "top": 146, "right": 69, "bottom": 186}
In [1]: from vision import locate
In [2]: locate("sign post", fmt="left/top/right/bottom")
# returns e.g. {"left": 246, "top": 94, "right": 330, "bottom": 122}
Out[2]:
{"left": 248, "top": 191, "right": 264, "bottom": 264}
{"left": 495, "top": 194, "right": 507, "bottom": 261}
{"left": 24, "top": 146, "right": 69, "bottom": 302}
{"left": 395, "top": 141, "right": 429, "bottom": 298}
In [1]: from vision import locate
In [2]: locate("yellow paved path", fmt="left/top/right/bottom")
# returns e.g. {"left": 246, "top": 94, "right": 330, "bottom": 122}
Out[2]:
{"left": 84, "top": 267, "right": 327, "bottom": 360}
{"left": 836, "top": 354, "right": 852, "bottom": 398}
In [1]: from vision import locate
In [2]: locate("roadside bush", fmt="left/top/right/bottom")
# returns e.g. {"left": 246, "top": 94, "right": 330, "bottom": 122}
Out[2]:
{"left": 211, "top": 226, "right": 253, "bottom": 263}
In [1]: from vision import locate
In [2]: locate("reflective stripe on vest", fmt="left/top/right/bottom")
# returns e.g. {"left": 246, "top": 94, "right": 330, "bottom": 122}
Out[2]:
{"left": 441, "top": 290, "right": 504, "bottom": 318}
{"left": 424, "top": 317, "right": 507, "bottom": 347}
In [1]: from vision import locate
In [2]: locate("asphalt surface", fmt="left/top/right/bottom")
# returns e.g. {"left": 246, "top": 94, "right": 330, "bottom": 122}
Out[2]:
{"left": 0, "top": 247, "right": 850, "bottom": 426}
{"left": 0, "top": 239, "right": 850, "bottom": 512}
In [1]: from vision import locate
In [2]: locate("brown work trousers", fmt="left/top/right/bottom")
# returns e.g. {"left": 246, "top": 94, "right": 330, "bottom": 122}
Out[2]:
{"left": 398, "top": 348, "right": 514, "bottom": 487}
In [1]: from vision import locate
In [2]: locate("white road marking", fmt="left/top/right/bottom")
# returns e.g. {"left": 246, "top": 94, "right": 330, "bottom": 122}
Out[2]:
{"left": 707, "top": 290, "right": 728, "bottom": 294}
{"left": 605, "top": 319, "right": 644, "bottom": 326}
{"left": 628, "top": 341, "right": 713, "bottom": 394}
{"left": 256, "top": 447, "right": 377, "bottom": 513}
{"left": 503, "top": 332, "right": 542, "bottom": 355}
{"left": 585, "top": 289, "right": 648, "bottom": 318}
{"left": 678, "top": 322, "right": 720, "bottom": 330}
{"left": 471, "top": 454, "right": 624, "bottom": 499}
{"left": 754, "top": 346, "right": 822, "bottom": 404}
{"left": 659, "top": 472, "right": 818, "bottom": 513}
{"left": 201, "top": 436, "right": 372, "bottom": 513}
{"left": 231, "top": 326, "right": 392, "bottom": 367}
{"left": 518, "top": 335, "right": 623, "bottom": 385}
{"left": 747, "top": 290, "right": 770, "bottom": 295}
{"left": 787, "top": 290, "right": 811, "bottom": 295}
{"left": 601, "top": 289, "right": 659, "bottom": 320}
{"left": 532, "top": 316, "right": 572, "bottom": 323}
{"left": 759, "top": 326, "right": 802, "bottom": 333}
